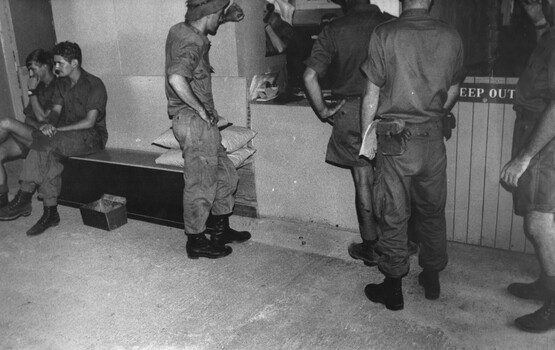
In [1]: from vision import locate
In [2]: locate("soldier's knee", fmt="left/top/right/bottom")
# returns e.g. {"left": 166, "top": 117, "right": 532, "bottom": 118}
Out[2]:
{"left": 0, "top": 117, "right": 13, "bottom": 130}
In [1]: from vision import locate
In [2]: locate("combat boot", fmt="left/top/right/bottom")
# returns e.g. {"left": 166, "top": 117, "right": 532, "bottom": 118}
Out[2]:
{"left": 418, "top": 269, "right": 440, "bottom": 300}
{"left": 0, "top": 190, "right": 32, "bottom": 221}
{"left": 515, "top": 295, "right": 555, "bottom": 333}
{"left": 508, "top": 279, "right": 549, "bottom": 301}
{"left": 348, "top": 240, "right": 378, "bottom": 266}
{"left": 0, "top": 192, "right": 7, "bottom": 209}
{"left": 186, "top": 233, "right": 232, "bottom": 259}
{"left": 206, "top": 214, "right": 251, "bottom": 245}
{"left": 26, "top": 205, "right": 60, "bottom": 236}
{"left": 364, "top": 277, "right": 404, "bottom": 311}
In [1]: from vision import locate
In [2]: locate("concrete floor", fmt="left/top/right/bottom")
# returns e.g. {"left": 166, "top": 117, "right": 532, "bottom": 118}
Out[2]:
{"left": 1, "top": 161, "right": 555, "bottom": 349}
{"left": 1, "top": 201, "right": 554, "bottom": 350}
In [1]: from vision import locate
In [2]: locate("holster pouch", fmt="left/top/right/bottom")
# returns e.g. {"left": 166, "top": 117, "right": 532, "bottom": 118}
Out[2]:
{"left": 376, "top": 118, "right": 408, "bottom": 156}
{"left": 443, "top": 112, "right": 456, "bottom": 140}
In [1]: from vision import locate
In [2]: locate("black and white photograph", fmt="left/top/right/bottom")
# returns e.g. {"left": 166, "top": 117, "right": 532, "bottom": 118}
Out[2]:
{"left": 1, "top": 0, "right": 555, "bottom": 349}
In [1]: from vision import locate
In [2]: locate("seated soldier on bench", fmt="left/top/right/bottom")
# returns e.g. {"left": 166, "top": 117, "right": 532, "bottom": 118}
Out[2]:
{"left": 0, "top": 49, "right": 57, "bottom": 209}
{"left": 0, "top": 41, "right": 108, "bottom": 236}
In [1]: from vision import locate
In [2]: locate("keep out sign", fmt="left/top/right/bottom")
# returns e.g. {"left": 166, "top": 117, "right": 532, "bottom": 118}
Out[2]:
{"left": 459, "top": 83, "right": 516, "bottom": 104}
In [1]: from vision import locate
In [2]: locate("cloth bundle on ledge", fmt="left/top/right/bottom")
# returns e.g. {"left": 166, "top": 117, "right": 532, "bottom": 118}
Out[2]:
{"left": 151, "top": 119, "right": 257, "bottom": 169}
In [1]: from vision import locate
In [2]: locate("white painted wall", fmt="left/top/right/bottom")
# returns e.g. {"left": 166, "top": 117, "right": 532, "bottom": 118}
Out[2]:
{"left": 50, "top": 0, "right": 246, "bottom": 151}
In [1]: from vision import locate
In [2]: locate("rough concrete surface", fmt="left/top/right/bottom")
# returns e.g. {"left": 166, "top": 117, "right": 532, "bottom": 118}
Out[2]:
{"left": 1, "top": 198, "right": 554, "bottom": 350}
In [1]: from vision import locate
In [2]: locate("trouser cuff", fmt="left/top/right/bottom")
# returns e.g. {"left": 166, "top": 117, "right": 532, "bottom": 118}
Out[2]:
{"left": 43, "top": 198, "right": 57, "bottom": 207}
{"left": 20, "top": 181, "right": 36, "bottom": 194}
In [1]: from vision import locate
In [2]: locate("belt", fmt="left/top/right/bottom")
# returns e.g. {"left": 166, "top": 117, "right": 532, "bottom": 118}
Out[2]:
{"left": 404, "top": 119, "right": 442, "bottom": 137}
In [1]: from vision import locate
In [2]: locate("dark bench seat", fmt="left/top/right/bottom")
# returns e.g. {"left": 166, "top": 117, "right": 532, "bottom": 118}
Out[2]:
{"left": 58, "top": 148, "right": 258, "bottom": 229}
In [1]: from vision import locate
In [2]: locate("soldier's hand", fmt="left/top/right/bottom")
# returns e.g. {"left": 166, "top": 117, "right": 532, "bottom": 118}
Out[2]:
{"left": 198, "top": 109, "right": 215, "bottom": 129}
{"left": 40, "top": 123, "right": 57, "bottom": 137}
{"left": 222, "top": 3, "right": 245, "bottom": 23}
{"left": 519, "top": 0, "right": 547, "bottom": 26}
{"left": 319, "top": 99, "right": 346, "bottom": 124}
{"left": 500, "top": 156, "right": 531, "bottom": 188}
{"left": 27, "top": 75, "right": 39, "bottom": 91}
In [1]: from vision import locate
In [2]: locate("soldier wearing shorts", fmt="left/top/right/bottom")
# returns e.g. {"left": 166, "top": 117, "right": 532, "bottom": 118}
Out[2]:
{"left": 500, "top": 0, "right": 555, "bottom": 334}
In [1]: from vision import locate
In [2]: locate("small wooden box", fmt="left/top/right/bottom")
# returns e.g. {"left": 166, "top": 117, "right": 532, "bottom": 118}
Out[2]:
{"left": 80, "top": 194, "right": 128, "bottom": 231}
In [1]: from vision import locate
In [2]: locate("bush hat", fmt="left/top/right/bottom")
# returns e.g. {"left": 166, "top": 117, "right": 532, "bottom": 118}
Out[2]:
{"left": 186, "top": 0, "right": 230, "bottom": 21}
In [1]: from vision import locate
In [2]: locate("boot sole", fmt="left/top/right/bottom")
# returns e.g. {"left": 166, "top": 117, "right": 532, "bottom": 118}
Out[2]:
{"left": 515, "top": 318, "right": 555, "bottom": 333}
{"left": 0, "top": 210, "right": 32, "bottom": 221}
{"left": 187, "top": 248, "right": 232, "bottom": 259}
{"left": 364, "top": 285, "right": 404, "bottom": 311}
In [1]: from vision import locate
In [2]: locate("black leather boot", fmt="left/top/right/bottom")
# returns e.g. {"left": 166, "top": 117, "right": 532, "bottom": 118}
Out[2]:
{"left": 26, "top": 205, "right": 60, "bottom": 236}
{"left": 0, "top": 192, "right": 7, "bottom": 209}
{"left": 206, "top": 214, "right": 251, "bottom": 245}
{"left": 515, "top": 295, "right": 555, "bottom": 332}
{"left": 508, "top": 279, "right": 549, "bottom": 301}
{"left": 186, "top": 233, "right": 232, "bottom": 259}
{"left": 0, "top": 190, "right": 33, "bottom": 221}
{"left": 348, "top": 240, "right": 378, "bottom": 266}
{"left": 364, "top": 277, "right": 404, "bottom": 311}
{"left": 418, "top": 269, "right": 440, "bottom": 300}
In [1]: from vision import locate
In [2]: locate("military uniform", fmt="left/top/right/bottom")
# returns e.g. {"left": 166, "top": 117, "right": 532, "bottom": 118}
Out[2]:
{"left": 165, "top": 22, "right": 238, "bottom": 235}
{"left": 361, "top": 9, "right": 464, "bottom": 278}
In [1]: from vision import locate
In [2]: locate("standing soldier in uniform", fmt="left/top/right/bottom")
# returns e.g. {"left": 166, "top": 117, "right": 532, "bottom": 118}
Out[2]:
{"left": 165, "top": 0, "right": 250, "bottom": 259}
{"left": 303, "top": 0, "right": 416, "bottom": 267}
{"left": 360, "top": 0, "right": 463, "bottom": 310}
{"left": 500, "top": 0, "right": 555, "bottom": 333}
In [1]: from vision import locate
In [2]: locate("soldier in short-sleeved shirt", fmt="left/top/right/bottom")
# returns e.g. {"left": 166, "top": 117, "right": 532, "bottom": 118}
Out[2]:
{"left": 164, "top": 0, "right": 251, "bottom": 260}
{"left": 0, "top": 41, "right": 108, "bottom": 237}
{"left": 303, "top": 0, "right": 398, "bottom": 267}
{"left": 499, "top": 0, "right": 555, "bottom": 333}
{"left": 361, "top": 9, "right": 464, "bottom": 124}
{"left": 51, "top": 69, "right": 108, "bottom": 147}
{"left": 165, "top": 23, "right": 218, "bottom": 120}
{"left": 360, "top": 1, "right": 463, "bottom": 310}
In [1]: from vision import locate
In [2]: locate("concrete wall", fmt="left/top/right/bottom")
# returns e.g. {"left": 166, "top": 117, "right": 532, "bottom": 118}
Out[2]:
{"left": 251, "top": 103, "right": 359, "bottom": 230}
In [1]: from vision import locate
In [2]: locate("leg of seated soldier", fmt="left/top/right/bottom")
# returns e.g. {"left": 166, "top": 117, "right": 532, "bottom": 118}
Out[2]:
{"left": 0, "top": 138, "right": 26, "bottom": 208}
{"left": 0, "top": 117, "right": 35, "bottom": 149}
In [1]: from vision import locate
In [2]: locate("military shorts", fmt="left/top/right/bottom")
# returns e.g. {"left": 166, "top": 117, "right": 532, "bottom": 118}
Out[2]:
{"left": 512, "top": 113, "right": 555, "bottom": 216}
{"left": 325, "top": 98, "right": 371, "bottom": 168}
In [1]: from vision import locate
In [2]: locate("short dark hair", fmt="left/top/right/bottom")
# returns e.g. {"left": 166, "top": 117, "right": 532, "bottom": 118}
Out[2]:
{"left": 25, "top": 49, "right": 53, "bottom": 70}
{"left": 52, "top": 41, "right": 82, "bottom": 66}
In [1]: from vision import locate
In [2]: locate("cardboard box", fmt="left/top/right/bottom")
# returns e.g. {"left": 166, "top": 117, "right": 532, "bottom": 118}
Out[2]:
{"left": 80, "top": 194, "right": 127, "bottom": 231}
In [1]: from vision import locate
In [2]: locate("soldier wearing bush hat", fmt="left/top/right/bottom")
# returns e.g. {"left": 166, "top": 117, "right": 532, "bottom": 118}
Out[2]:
{"left": 185, "top": 0, "right": 229, "bottom": 21}
{"left": 164, "top": 1, "right": 249, "bottom": 260}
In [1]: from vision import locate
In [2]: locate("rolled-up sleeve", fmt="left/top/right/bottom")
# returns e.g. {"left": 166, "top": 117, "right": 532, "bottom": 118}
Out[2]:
{"left": 86, "top": 80, "right": 108, "bottom": 114}
{"left": 361, "top": 31, "right": 386, "bottom": 87}
{"left": 304, "top": 26, "right": 335, "bottom": 76}
{"left": 451, "top": 37, "right": 465, "bottom": 85}
{"left": 167, "top": 40, "right": 201, "bottom": 80}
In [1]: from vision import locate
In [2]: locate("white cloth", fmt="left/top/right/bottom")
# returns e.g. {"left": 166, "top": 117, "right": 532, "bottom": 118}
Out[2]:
{"left": 266, "top": 0, "right": 295, "bottom": 25}
{"left": 359, "top": 121, "right": 379, "bottom": 160}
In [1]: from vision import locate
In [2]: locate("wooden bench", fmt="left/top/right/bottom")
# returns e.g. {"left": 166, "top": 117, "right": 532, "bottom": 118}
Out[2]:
{"left": 58, "top": 148, "right": 257, "bottom": 229}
